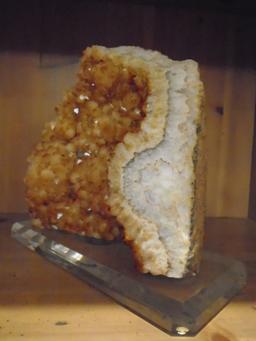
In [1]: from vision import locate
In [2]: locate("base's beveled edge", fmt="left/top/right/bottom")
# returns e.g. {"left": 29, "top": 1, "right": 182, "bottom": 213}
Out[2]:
{"left": 176, "top": 253, "right": 247, "bottom": 335}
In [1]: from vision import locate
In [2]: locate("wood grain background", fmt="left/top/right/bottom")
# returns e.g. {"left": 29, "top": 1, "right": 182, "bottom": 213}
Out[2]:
{"left": 0, "top": 0, "right": 255, "bottom": 217}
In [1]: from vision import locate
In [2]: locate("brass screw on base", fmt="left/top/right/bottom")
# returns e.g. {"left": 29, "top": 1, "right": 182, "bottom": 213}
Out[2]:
{"left": 176, "top": 326, "right": 190, "bottom": 336}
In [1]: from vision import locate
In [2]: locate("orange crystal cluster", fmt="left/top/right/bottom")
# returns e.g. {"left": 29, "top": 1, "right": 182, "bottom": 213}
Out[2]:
{"left": 25, "top": 48, "right": 149, "bottom": 240}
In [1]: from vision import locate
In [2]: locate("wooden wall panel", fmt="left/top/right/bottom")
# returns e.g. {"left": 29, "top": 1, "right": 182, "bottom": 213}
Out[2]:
{"left": 210, "top": 67, "right": 255, "bottom": 217}
{"left": 249, "top": 105, "right": 256, "bottom": 220}
{"left": 0, "top": 1, "right": 255, "bottom": 217}
{"left": 200, "top": 66, "right": 225, "bottom": 216}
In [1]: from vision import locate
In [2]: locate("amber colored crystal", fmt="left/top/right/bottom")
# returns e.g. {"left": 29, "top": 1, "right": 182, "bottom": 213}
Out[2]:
{"left": 25, "top": 51, "right": 149, "bottom": 240}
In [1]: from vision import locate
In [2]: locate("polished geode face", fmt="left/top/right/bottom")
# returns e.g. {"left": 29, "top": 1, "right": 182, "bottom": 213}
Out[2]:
{"left": 25, "top": 48, "right": 149, "bottom": 240}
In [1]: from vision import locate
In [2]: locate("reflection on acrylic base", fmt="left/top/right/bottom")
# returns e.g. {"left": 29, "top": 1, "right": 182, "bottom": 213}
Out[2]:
{"left": 12, "top": 221, "right": 246, "bottom": 337}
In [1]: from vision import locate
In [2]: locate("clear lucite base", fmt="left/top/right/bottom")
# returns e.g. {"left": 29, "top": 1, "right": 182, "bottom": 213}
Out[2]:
{"left": 12, "top": 220, "right": 246, "bottom": 336}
